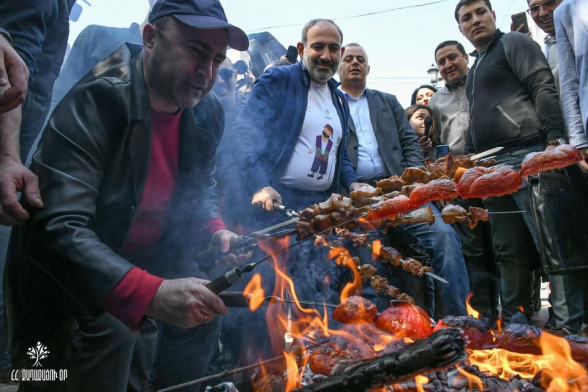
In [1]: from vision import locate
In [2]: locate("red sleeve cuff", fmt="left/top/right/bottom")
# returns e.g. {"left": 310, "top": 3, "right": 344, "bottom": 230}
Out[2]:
{"left": 203, "top": 218, "right": 228, "bottom": 236}
{"left": 101, "top": 268, "right": 164, "bottom": 331}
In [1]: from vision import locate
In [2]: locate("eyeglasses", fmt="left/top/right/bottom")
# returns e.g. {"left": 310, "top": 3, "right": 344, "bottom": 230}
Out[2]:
{"left": 218, "top": 68, "right": 234, "bottom": 82}
{"left": 526, "top": 0, "right": 558, "bottom": 15}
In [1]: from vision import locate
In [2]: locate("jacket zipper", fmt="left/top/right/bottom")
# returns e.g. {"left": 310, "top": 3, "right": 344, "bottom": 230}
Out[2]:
{"left": 469, "top": 51, "right": 487, "bottom": 150}
{"left": 495, "top": 104, "right": 520, "bottom": 128}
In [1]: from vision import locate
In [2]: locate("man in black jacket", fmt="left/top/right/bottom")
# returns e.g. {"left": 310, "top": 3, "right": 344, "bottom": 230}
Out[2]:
{"left": 339, "top": 43, "right": 469, "bottom": 318}
{"left": 5, "top": 0, "right": 250, "bottom": 390}
{"left": 456, "top": 0, "right": 566, "bottom": 323}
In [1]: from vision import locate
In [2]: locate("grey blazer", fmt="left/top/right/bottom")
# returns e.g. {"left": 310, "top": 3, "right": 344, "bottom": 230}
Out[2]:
{"left": 346, "top": 89, "right": 424, "bottom": 178}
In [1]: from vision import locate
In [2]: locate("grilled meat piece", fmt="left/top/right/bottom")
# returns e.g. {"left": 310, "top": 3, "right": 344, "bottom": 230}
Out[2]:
{"left": 332, "top": 295, "right": 378, "bottom": 324}
{"left": 399, "top": 183, "right": 421, "bottom": 197}
{"left": 370, "top": 275, "right": 390, "bottom": 294}
{"left": 296, "top": 221, "right": 314, "bottom": 240}
{"left": 494, "top": 323, "right": 543, "bottom": 355}
{"left": 367, "top": 195, "right": 411, "bottom": 221}
{"left": 466, "top": 206, "right": 489, "bottom": 229}
{"left": 376, "top": 302, "right": 432, "bottom": 339}
{"left": 376, "top": 176, "right": 406, "bottom": 192}
{"left": 440, "top": 204, "right": 468, "bottom": 224}
{"left": 401, "top": 166, "right": 430, "bottom": 185}
{"left": 333, "top": 228, "right": 370, "bottom": 247}
{"left": 400, "top": 257, "right": 432, "bottom": 277}
{"left": 380, "top": 246, "right": 402, "bottom": 267}
{"left": 520, "top": 144, "right": 583, "bottom": 178}
{"left": 309, "top": 343, "right": 358, "bottom": 376}
{"left": 388, "top": 206, "right": 435, "bottom": 228}
{"left": 396, "top": 293, "right": 415, "bottom": 304}
{"left": 350, "top": 187, "right": 380, "bottom": 207}
{"left": 458, "top": 165, "right": 522, "bottom": 199}
{"left": 408, "top": 178, "right": 459, "bottom": 208}
{"left": 358, "top": 264, "right": 378, "bottom": 279}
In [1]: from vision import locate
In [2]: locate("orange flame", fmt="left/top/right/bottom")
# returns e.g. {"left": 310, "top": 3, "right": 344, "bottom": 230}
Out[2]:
{"left": 415, "top": 375, "right": 429, "bottom": 392}
{"left": 243, "top": 273, "right": 265, "bottom": 311}
{"left": 467, "top": 332, "right": 587, "bottom": 391}
{"left": 465, "top": 293, "right": 480, "bottom": 319}
{"left": 372, "top": 239, "right": 382, "bottom": 257}
{"left": 455, "top": 365, "right": 484, "bottom": 390}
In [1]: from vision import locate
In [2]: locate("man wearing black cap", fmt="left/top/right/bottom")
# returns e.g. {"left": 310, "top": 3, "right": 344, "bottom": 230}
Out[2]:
{"left": 4, "top": 1, "right": 249, "bottom": 391}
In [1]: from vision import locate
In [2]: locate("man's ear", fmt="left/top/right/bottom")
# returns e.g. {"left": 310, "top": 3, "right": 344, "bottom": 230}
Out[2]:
{"left": 458, "top": 24, "right": 463, "bottom": 35}
{"left": 366, "top": 64, "right": 371, "bottom": 75}
{"left": 297, "top": 42, "right": 305, "bottom": 59}
{"left": 464, "top": 53, "right": 470, "bottom": 65}
{"left": 143, "top": 23, "right": 156, "bottom": 49}
{"left": 492, "top": 10, "right": 497, "bottom": 21}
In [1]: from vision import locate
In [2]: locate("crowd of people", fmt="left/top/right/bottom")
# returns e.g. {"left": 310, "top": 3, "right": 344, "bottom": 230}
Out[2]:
{"left": 0, "top": 0, "right": 587, "bottom": 390}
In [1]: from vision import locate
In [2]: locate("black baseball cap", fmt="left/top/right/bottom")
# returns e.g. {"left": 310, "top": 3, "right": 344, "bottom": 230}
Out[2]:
{"left": 149, "top": 0, "right": 249, "bottom": 51}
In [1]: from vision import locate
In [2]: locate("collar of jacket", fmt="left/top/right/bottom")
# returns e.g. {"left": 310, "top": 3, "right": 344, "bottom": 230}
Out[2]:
{"left": 445, "top": 76, "right": 467, "bottom": 91}
{"left": 130, "top": 48, "right": 152, "bottom": 121}
{"left": 297, "top": 61, "right": 342, "bottom": 91}
{"left": 469, "top": 28, "right": 503, "bottom": 58}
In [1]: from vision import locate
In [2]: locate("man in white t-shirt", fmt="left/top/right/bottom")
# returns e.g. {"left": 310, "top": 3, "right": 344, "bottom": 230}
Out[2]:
{"left": 233, "top": 18, "right": 370, "bottom": 215}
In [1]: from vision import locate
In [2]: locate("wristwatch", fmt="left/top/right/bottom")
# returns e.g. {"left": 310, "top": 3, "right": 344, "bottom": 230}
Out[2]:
{"left": 0, "top": 27, "right": 12, "bottom": 46}
{"left": 546, "top": 137, "right": 566, "bottom": 147}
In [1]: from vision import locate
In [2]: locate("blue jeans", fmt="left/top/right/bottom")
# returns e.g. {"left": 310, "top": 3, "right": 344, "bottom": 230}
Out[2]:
{"left": 399, "top": 203, "right": 469, "bottom": 318}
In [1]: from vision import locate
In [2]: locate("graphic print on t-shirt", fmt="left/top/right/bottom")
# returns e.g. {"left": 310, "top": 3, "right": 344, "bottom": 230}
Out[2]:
{"left": 279, "top": 82, "right": 343, "bottom": 191}
{"left": 307, "top": 124, "right": 334, "bottom": 180}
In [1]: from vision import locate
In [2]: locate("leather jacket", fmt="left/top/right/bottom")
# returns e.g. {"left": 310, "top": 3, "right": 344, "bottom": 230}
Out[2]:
{"left": 5, "top": 43, "right": 225, "bottom": 361}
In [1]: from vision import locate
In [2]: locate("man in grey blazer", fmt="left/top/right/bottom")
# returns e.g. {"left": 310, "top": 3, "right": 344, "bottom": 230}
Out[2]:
{"left": 339, "top": 43, "right": 469, "bottom": 318}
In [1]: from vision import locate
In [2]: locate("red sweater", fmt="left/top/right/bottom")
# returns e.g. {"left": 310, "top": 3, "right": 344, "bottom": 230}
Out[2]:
{"left": 102, "top": 109, "right": 226, "bottom": 330}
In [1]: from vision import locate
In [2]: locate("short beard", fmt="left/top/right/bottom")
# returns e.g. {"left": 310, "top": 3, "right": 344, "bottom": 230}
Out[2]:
{"left": 303, "top": 56, "right": 337, "bottom": 83}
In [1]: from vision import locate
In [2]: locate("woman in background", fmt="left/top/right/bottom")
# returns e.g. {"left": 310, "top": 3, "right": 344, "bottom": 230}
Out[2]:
{"left": 406, "top": 104, "right": 437, "bottom": 159}
{"left": 410, "top": 84, "right": 437, "bottom": 105}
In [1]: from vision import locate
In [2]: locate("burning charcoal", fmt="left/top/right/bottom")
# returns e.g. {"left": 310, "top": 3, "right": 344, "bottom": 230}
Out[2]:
{"left": 433, "top": 315, "right": 494, "bottom": 350}
{"left": 332, "top": 295, "right": 378, "bottom": 324}
{"left": 358, "top": 264, "right": 378, "bottom": 279}
{"left": 313, "top": 235, "right": 330, "bottom": 247}
{"left": 309, "top": 343, "right": 358, "bottom": 376}
{"left": 375, "top": 302, "right": 432, "bottom": 339}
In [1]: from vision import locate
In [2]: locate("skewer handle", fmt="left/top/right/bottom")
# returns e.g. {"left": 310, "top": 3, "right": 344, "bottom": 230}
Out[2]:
{"left": 219, "top": 292, "right": 250, "bottom": 307}
{"left": 205, "top": 267, "right": 243, "bottom": 294}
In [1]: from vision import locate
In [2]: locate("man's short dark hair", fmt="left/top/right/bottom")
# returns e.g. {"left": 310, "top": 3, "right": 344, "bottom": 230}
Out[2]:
{"left": 301, "top": 19, "right": 343, "bottom": 45}
{"left": 454, "top": 0, "right": 493, "bottom": 22}
{"left": 434, "top": 40, "right": 467, "bottom": 59}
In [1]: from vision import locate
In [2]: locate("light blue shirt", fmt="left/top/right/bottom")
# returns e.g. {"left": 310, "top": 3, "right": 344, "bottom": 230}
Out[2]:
{"left": 344, "top": 90, "right": 390, "bottom": 181}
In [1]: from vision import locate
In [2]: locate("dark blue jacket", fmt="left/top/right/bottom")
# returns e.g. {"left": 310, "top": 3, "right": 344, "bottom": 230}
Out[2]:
{"left": 232, "top": 62, "right": 358, "bottom": 208}
{"left": 0, "top": 0, "right": 76, "bottom": 160}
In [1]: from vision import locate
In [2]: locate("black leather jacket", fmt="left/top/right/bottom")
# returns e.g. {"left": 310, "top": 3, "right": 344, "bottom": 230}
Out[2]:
{"left": 5, "top": 43, "right": 225, "bottom": 361}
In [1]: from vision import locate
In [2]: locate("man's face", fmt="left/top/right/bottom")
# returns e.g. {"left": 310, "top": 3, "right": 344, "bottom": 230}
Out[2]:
{"left": 528, "top": 0, "right": 562, "bottom": 36}
{"left": 144, "top": 18, "right": 228, "bottom": 110}
{"left": 212, "top": 58, "right": 237, "bottom": 105}
{"left": 338, "top": 45, "right": 370, "bottom": 86}
{"left": 458, "top": 1, "right": 497, "bottom": 50}
{"left": 435, "top": 45, "right": 469, "bottom": 85}
{"left": 298, "top": 22, "right": 343, "bottom": 84}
